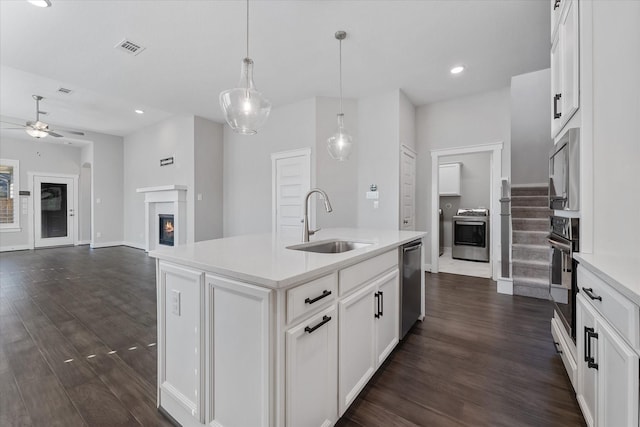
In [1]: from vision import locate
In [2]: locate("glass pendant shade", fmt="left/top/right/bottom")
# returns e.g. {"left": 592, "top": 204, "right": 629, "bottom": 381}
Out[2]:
{"left": 327, "top": 113, "right": 352, "bottom": 161}
{"left": 219, "top": 58, "right": 272, "bottom": 135}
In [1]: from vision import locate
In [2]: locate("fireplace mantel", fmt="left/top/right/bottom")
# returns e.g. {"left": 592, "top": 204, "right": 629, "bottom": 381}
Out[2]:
{"left": 137, "top": 185, "right": 187, "bottom": 252}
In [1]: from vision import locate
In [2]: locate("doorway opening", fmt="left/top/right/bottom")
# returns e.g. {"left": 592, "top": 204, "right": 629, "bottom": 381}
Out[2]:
{"left": 430, "top": 142, "right": 503, "bottom": 280}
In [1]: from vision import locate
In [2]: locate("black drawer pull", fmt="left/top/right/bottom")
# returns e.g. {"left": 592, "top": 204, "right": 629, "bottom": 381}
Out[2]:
{"left": 374, "top": 292, "right": 381, "bottom": 318}
{"left": 305, "top": 315, "right": 331, "bottom": 334}
{"left": 379, "top": 291, "right": 384, "bottom": 317}
{"left": 586, "top": 328, "right": 599, "bottom": 370}
{"left": 305, "top": 290, "right": 332, "bottom": 305}
{"left": 582, "top": 287, "right": 602, "bottom": 301}
{"left": 553, "top": 341, "right": 563, "bottom": 354}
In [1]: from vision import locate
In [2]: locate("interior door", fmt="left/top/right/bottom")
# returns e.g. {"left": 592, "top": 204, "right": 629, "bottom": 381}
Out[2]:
{"left": 34, "top": 176, "right": 75, "bottom": 247}
{"left": 400, "top": 147, "right": 416, "bottom": 230}
{"left": 272, "top": 149, "right": 311, "bottom": 239}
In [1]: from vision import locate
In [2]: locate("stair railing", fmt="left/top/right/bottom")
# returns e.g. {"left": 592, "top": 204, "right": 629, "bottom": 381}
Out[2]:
{"left": 500, "top": 178, "right": 511, "bottom": 279}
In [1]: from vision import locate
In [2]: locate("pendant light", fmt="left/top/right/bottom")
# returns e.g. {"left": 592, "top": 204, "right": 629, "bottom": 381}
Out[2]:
{"left": 327, "top": 30, "right": 353, "bottom": 161}
{"left": 219, "top": 0, "right": 271, "bottom": 135}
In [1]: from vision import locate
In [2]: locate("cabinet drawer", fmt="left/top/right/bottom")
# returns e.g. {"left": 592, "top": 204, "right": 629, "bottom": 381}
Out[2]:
{"left": 287, "top": 273, "right": 337, "bottom": 324}
{"left": 339, "top": 250, "right": 398, "bottom": 297}
{"left": 578, "top": 266, "right": 640, "bottom": 351}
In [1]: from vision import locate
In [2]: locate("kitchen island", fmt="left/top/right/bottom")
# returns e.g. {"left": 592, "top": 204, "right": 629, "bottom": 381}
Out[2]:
{"left": 150, "top": 228, "right": 426, "bottom": 427}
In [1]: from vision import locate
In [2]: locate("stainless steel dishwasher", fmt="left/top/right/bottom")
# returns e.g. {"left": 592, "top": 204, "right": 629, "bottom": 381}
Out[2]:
{"left": 400, "top": 239, "right": 422, "bottom": 339}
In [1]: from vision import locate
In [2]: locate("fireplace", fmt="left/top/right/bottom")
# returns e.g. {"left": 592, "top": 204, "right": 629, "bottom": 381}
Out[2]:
{"left": 159, "top": 214, "right": 175, "bottom": 246}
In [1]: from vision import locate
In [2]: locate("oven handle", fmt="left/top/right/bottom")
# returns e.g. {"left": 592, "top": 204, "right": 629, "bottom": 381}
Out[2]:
{"left": 548, "top": 238, "right": 571, "bottom": 252}
{"left": 455, "top": 221, "right": 486, "bottom": 226}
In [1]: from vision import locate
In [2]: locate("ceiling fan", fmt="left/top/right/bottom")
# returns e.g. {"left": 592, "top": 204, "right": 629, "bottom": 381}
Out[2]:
{"left": 1, "top": 95, "right": 85, "bottom": 139}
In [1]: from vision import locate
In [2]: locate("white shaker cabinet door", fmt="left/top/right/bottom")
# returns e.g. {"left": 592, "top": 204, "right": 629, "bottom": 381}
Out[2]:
{"left": 286, "top": 305, "right": 338, "bottom": 427}
{"left": 374, "top": 269, "right": 400, "bottom": 366}
{"left": 338, "top": 281, "right": 377, "bottom": 415}
{"left": 596, "top": 317, "right": 639, "bottom": 427}
{"left": 576, "top": 293, "right": 597, "bottom": 427}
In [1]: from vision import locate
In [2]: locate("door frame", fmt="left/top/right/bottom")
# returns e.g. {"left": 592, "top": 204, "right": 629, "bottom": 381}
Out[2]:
{"left": 430, "top": 142, "right": 503, "bottom": 280}
{"left": 271, "top": 147, "right": 312, "bottom": 235}
{"left": 28, "top": 172, "right": 79, "bottom": 249}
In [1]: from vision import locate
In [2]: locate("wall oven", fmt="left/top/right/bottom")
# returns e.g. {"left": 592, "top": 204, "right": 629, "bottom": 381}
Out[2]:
{"left": 452, "top": 208, "right": 490, "bottom": 262}
{"left": 548, "top": 216, "right": 579, "bottom": 342}
{"left": 549, "top": 128, "right": 580, "bottom": 211}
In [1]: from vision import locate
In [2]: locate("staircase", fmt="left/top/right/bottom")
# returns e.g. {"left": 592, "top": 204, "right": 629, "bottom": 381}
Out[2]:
{"left": 511, "top": 185, "right": 551, "bottom": 299}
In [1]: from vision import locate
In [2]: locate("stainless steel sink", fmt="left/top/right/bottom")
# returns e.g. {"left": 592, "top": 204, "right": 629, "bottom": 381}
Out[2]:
{"left": 287, "top": 239, "right": 372, "bottom": 254}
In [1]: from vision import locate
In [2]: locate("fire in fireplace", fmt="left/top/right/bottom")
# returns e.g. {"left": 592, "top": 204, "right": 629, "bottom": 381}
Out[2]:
{"left": 159, "top": 214, "right": 175, "bottom": 246}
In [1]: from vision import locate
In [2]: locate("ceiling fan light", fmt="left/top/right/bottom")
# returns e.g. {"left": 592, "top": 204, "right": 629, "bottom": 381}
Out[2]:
{"left": 27, "top": 0, "right": 51, "bottom": 7}
{"left": 26, "top": 128, "right": 48, "bottom": 138}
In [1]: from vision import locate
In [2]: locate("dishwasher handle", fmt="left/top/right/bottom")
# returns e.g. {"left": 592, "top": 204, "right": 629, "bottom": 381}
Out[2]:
{"left": 403, "top": 242, "right": 422, "bottom": 253}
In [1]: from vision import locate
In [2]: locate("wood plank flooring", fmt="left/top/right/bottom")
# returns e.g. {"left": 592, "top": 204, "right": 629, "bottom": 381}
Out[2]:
{"left": 336, "top": 273, "right": 586, "bottom": 427}
{"left": 0, "top": 246, "right": 585, "bottom": 426}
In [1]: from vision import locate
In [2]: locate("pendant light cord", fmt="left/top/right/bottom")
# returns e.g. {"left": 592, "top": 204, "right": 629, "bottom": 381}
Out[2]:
{"left": 246, "top": 0, "right": 249, "bottom": 58}
{"left": 339, "top": 38, "right": 343, "bottom": 115}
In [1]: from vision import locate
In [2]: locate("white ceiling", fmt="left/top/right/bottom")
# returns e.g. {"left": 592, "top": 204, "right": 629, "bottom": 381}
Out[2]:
{"left": 0, "top": 0, "right": 550, "bottom": 138}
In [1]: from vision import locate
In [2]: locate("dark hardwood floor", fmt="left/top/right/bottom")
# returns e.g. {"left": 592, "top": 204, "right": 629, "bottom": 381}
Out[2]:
{"left": 0, "top": 246, "right": 585, "bottom": 426}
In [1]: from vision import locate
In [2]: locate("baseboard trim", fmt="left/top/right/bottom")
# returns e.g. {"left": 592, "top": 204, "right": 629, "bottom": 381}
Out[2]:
{"left": 511, "top": 183, "right": 548, "bottom": 188}
{"left": 497, "top": 277, "right": 514, "bottom": 295}
{"left": 90, "top": 241, "right": 124, "bottom": 249}
{"left": 76, "top": 240, "right": 91, "bottom": 246}
{"left": 121, "top": 241, "right": 146, "bottom": 250}
{"left": 422, "top": 263, "right": 432, "bottom": 272}
{"left": 0, "top": 244, "right": 32, "bottom": 253}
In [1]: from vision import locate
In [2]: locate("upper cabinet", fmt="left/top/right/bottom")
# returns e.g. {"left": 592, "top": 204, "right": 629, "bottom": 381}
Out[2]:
{"left": 439, "top": 163, "right": 461, "bottom": 196}
{"left": 551, "top": 0, "right": 580, "bottom": 138}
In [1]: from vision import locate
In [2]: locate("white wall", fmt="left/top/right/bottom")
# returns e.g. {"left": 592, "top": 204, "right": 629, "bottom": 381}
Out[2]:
{"left": 590, "top": 1, "right": 640, "bottom": 256}
{"left": 79, "top": 164, "right": 91, "bottom": 242}
{"left": 223, "top": 98, "right": 316, "bottom": 237}
{"left": 194, "top": 116, "right": 224, "bottom": 241}
{"left": 416, "top": 87, "right": 511, "bottom": 262}
{"left": 315, "top": 97, "right": 358, "bottom": 228}
{"left": 123, "top": 115, "right": 195, "bottom": 247}
{"left": 357, "top": 90, "right": 400, "bottom": 229}
{"left": 0, "top": 138, "right": 84, "bottom": 250}
{"left": 511, "top": 68, "right": 552, "bottom": 185}
{"left": 438, "top": 152, "right": 491, "bottom": 247}
{"left": 399, "top": 90, "right": 417, "bottom": 152}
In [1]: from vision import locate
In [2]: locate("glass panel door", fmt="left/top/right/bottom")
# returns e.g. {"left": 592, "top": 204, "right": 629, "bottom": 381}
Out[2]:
{"left": 34, "top": 176, "right": 75, "bottom": 247}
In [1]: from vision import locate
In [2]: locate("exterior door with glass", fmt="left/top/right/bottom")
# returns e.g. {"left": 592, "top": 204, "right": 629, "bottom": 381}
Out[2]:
{"left": 34, "top": 176, "right": 75, "bottom": 247}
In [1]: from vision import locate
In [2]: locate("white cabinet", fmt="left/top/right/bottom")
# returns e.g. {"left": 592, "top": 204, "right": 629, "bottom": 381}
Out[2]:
{"left": 551, "top": 0, "right": 580, "bottom": 138}
{"left": 157, "top": 261, "right": 205, "bottom": 422}
{"left": 439, "top": 163, "right": 461, "bottom": 196}
{"left": 286, "top": 305, "right": 337, "bottom": 427}
{"left": 338, "top": 269, "right": 399, "bottom": 415}
{"left": 576, "top": 267, "right": 639, "bottom": 427}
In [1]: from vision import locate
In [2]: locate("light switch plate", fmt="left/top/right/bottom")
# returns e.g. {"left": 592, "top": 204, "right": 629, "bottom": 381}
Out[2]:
{"left": 171, "top": 289, "right": 181, "bottom": 316}
{"left": 366, "top": 191, "right": 379, "bottom": 200}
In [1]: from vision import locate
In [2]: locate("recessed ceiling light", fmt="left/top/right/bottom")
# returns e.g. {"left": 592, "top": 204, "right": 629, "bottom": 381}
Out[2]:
{"left": 450, "top": 65, "right": 465, "bottom": 75}
{"left": 135, "top": 109, "right": 144, "bottom": 114}
{"left": 27, "top": 0, "right": 51, "bottom": 7}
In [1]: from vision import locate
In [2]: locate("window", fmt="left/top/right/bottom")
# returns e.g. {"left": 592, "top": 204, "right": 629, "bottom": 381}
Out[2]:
{"left": 0, "top": 159, "right": 20, "bottom": 230}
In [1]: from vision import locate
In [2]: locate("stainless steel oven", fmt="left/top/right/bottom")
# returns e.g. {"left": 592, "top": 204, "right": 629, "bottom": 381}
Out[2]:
{"left": 452, "top": 208, "right": 490, "bottom": 262}
{"left": 548, "top": 216, "right": 579, "bottom": 342}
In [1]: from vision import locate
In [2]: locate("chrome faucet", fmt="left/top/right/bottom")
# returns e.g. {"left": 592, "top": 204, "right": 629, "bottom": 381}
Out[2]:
{"left": 302, "top": 188, "right": 333, "bottom": 242}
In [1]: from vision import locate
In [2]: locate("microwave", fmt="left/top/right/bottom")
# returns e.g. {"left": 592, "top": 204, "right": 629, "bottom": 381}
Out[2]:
{"left": 549, "top": 128, "right": 580, "bottom": 211}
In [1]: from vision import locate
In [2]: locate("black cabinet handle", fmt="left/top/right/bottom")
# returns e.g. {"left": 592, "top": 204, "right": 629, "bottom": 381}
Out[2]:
{"left": 553, "top": 93, "right": 562, "bottom": 119}
{"left": 583, "top": 326, "right": 590, "bottom": 362}
{"left": 379, "top": 291, "right": 384, "bottom": 317}
{"left": 304, "top": 315, "right": 331, "bottom": 334}
{"left": 374, "top": 292, "right": 381, "bottom": 318}
{"left": 554, "top": 0, "right": 561, "bottom": 10}
{"left": 586, "top": 328, "right": 599, "bottom": 370}
{"left": 582, "top": 287, "right": 602, "bottom": 302}
{"left": 553, "top": 341, "right": 563, "bottom": 354}
{"left": 305, "top": 289, "right": 332, "bottom": 305}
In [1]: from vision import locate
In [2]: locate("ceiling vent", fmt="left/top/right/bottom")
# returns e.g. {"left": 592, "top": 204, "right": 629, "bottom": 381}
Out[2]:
{"left": 57, "top": 87, "right": 73, "bottom": 95}
{"left": 115, "top": 39, "right": 146, "bottom": 56}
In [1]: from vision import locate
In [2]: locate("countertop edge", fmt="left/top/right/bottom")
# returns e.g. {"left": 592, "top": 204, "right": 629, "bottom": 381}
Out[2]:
{"left": 574, "top": 253, "right": 640, "bottom": 307}
{"left": 150, "top": 232, "right": 425, "bottom": 290}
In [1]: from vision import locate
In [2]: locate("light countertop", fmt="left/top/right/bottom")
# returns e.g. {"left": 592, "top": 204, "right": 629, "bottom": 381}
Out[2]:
{"left": 150, "top": 228, "right": 426, "bottom": 289}
{"left": 574, "top": 253, "right": 640, "bottom": 306}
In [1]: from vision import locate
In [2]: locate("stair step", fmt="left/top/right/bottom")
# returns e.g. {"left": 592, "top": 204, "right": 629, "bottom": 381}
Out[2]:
{"left": 512, "top": 244, "right": 549, "bottom": 262}
{"left": 512, "top": 218, "right": 548, "bottom": 232}
{"left": 513, "top": 230, "right": 548, "bottom": 245}
{"left": 513, "top": 260, "right": 549, "bottom": 280}
{"left": 511, "top": 195, "right": 548, "bottom": 207}
{"left": 512, "top": 207, "right": 551, "bottom": 219}
{"left": 513, "top": 275, "right": 550, "bottom": 300}
{"left": 511, "top": 186, "right": 548, "bottom": 197}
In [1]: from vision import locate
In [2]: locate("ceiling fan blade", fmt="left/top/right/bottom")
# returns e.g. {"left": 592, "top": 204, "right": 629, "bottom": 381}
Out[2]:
{"left": 0, "top": 120, "right": 26, "bottom": 127}
{"left": 47, "top": 131, "right": 64, "bottom": 138}
{"left": 63, "top": 130, "right": 85, "bottom": 136}
{"left": 1, "top": 127, "right": 27, "bottom": 130}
